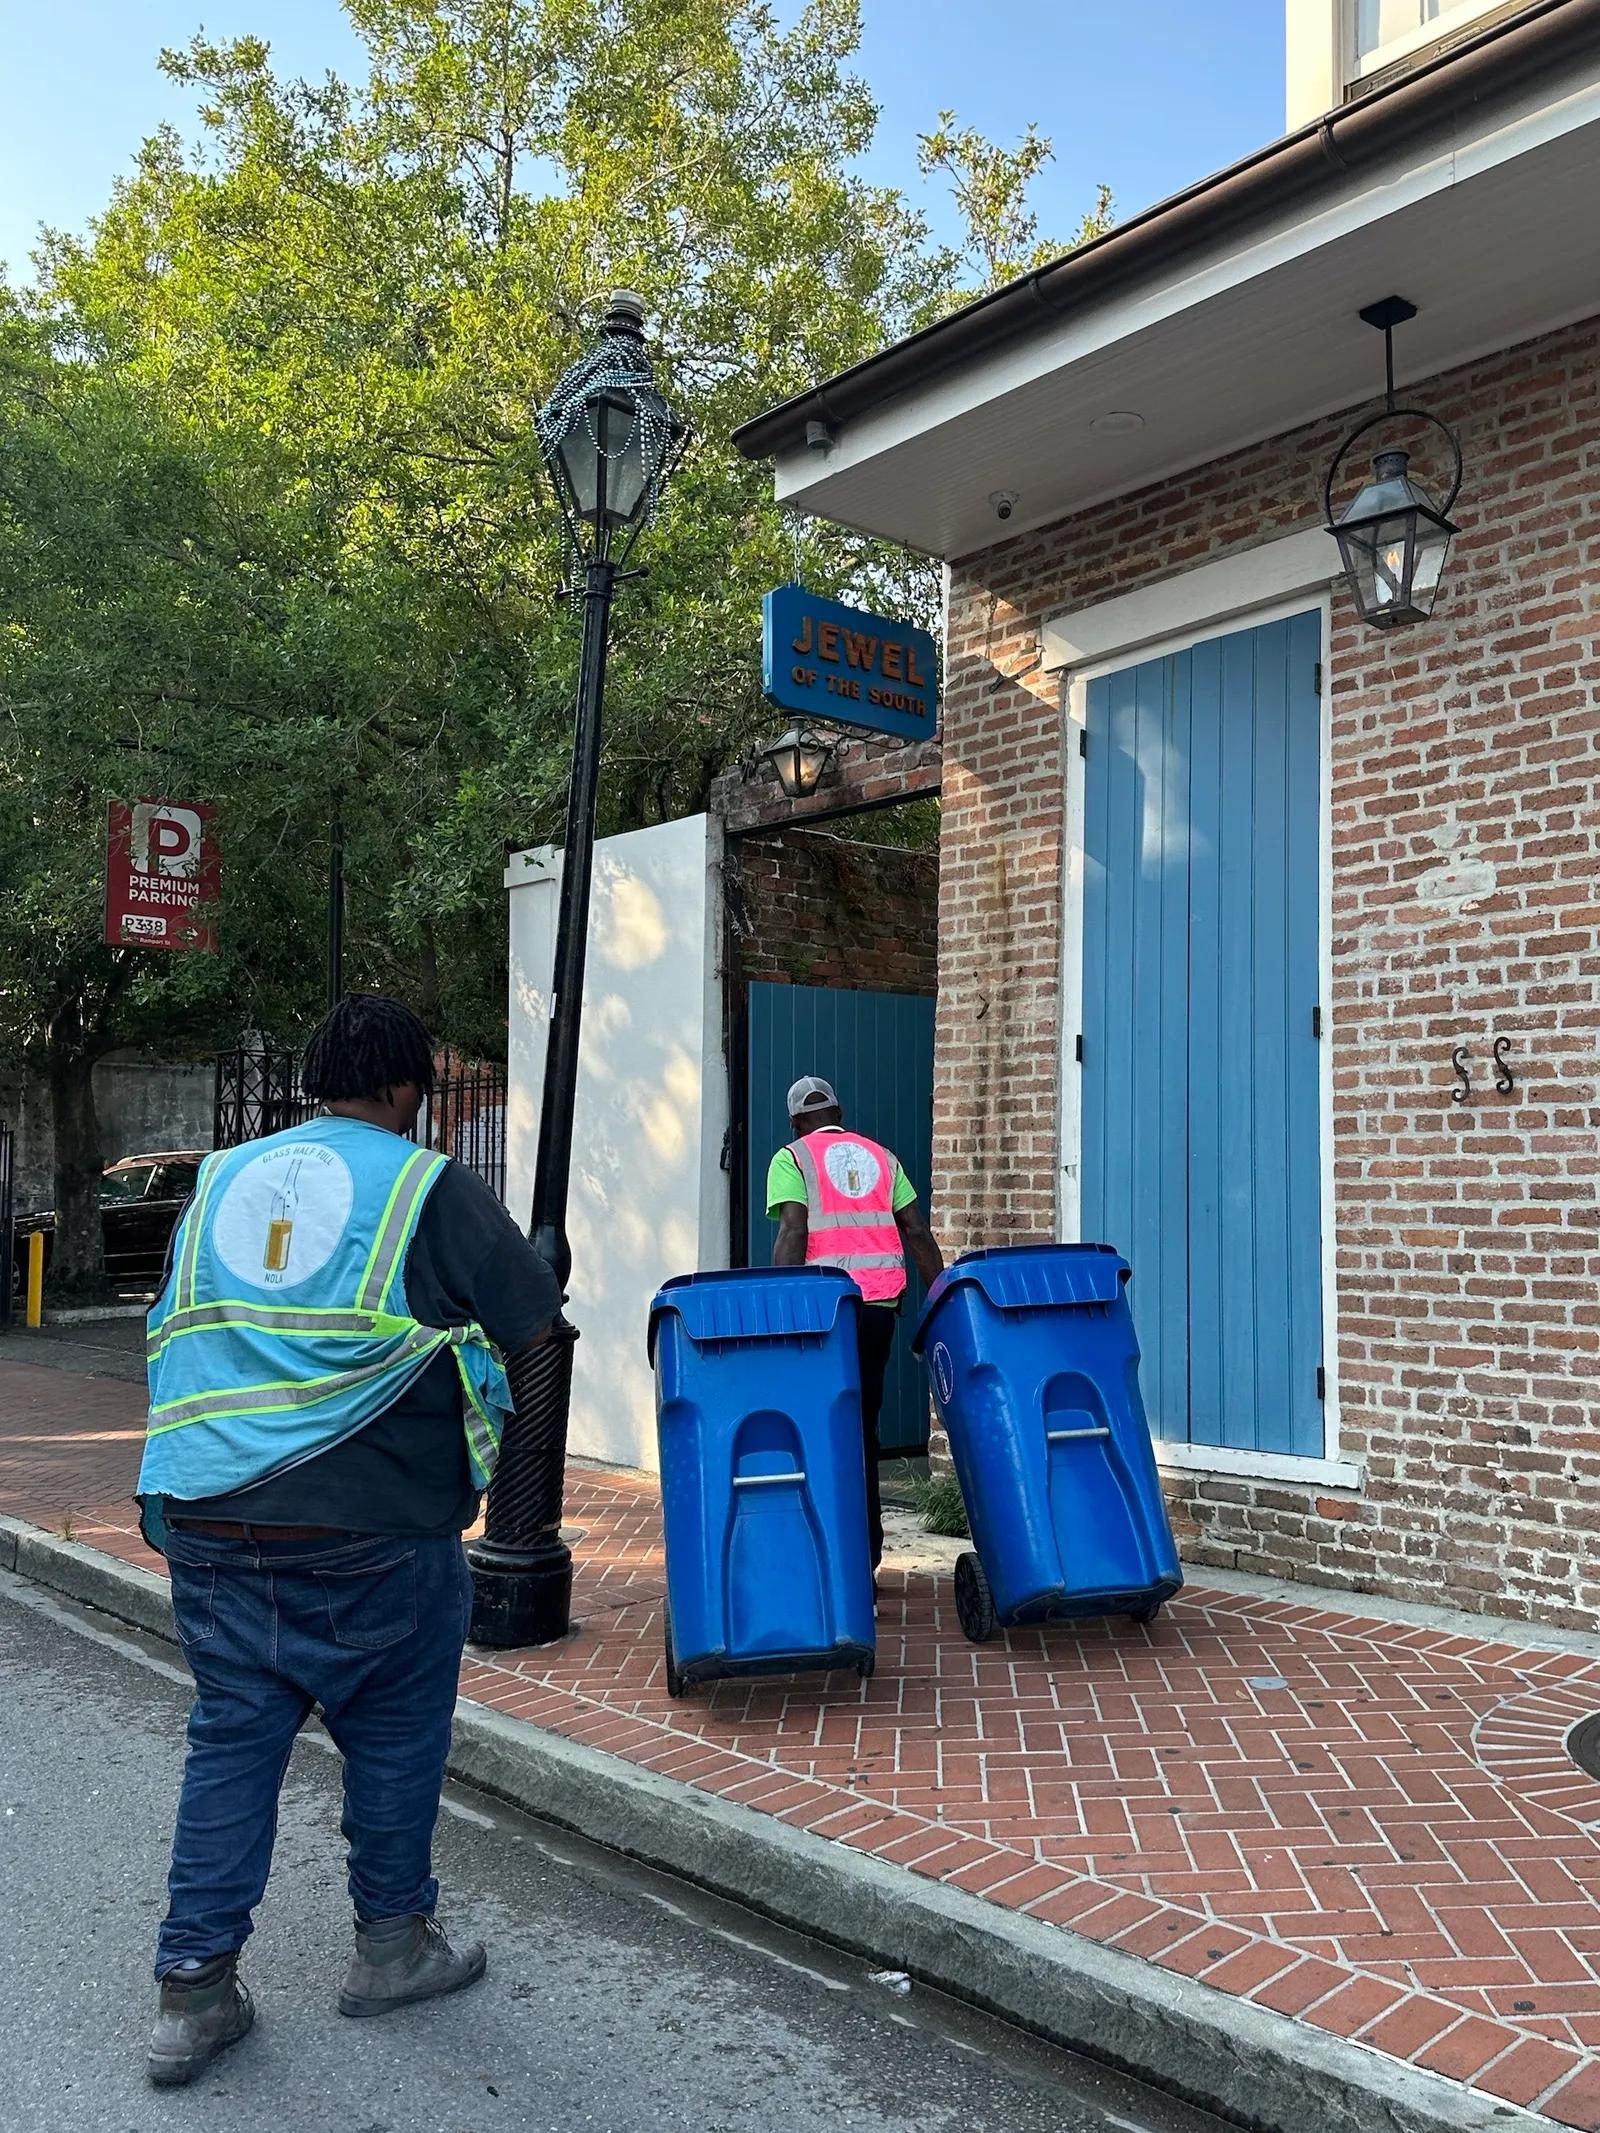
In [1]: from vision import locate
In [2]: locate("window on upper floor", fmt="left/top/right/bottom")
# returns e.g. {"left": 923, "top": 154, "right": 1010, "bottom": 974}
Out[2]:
{"left": 1357, "top": 0, "right": 1440, "bottom": 60}
{"left": 1288, "top": 1, "right": 1541, "bottom": 145}
{"left": 1351, "top": 0, "right": 1516, "bottom": 79}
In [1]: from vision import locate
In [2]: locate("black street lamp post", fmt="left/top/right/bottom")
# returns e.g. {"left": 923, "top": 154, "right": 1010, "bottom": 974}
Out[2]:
{"left": 468, "top": 292, "right": 686, "bottom": 1650}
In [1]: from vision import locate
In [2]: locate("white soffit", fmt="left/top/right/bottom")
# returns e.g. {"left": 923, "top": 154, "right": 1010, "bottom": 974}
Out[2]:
{"left": 773, "top": 63, "right": 1600, "bottom": 561}
{"left": 1041, "top": 527, "right": 1336, "bottom": 672}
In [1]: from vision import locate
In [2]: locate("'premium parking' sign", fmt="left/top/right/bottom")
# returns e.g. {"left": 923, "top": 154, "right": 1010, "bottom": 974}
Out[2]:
{"left": 105, "top": 798, "right": 221, "bottom": 951}
{"left": 762, "top": 585, "right": 938, "bottom": 743}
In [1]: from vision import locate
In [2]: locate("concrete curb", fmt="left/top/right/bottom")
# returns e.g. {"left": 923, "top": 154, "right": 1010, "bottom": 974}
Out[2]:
{"left": 0, "top": 1512, "right": 1552, "bottom": 2133}
{"left": 0, "top": 1512, "right": 175, "bottom": 1636}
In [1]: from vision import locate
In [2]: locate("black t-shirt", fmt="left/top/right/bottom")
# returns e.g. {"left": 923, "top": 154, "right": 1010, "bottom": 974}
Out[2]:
{"left": 176, "top": 1160, "right": 561, "bottom": 1536}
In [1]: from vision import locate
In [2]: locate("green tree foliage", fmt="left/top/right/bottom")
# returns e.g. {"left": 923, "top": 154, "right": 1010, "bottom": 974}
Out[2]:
{"left": 918, "top": 109, "right": 1114, "bottom": 303}
{"left": 0, "top": 308, "right": 342, "bottom": 1283}
{"left": 1, "top": 0, "right": 1109, "bottom": 1287}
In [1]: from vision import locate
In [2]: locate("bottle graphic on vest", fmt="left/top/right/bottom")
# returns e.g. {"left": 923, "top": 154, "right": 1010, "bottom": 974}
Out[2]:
{"left": 263, "top": 1158, "right": 303, "bottom": 1275}
{"left": 842, "top": 1147, "right": 866, "bottom": 1196}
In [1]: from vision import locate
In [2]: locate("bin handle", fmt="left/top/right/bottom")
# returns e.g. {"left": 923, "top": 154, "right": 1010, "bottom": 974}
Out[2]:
{"left": 1046, "top": 1427, "right": 1110, "bottom": 1443}
{"left": 732, "top": 1470, "right": 808, "bottom": 1488}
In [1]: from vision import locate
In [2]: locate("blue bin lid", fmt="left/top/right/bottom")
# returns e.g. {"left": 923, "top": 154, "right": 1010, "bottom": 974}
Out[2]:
{"left": 647, "top": 1266, "right": 858, "bottom": 1363}
{"left": 911, "top": 1243, "right": 1128, "bottom": 1354}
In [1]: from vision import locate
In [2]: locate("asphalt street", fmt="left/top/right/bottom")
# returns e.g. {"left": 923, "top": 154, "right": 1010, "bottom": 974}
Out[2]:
{"left": 0, "top": 1570, "right": 1234, "bottom": 2133}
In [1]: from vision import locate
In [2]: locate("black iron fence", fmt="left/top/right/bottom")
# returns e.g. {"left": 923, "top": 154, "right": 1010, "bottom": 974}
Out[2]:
{"left": 417, "top": 1055, "right": 507, "bottom": 1202}
{"left": 213, "top": 1045, "right": 507, "bottom": 1203}
{"left": 213, "top": 1041, "right": 315, "bottom": 1148}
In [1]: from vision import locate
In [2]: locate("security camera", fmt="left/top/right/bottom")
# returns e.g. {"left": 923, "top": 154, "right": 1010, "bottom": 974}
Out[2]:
{"left": 989, "top": 490, "right": 1018, "bottom": 522}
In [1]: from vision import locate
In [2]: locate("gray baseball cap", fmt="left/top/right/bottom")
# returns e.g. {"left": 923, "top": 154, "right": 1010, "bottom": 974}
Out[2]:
{"left": 786, "top": 1074, "right": 838, "bottom": 1117}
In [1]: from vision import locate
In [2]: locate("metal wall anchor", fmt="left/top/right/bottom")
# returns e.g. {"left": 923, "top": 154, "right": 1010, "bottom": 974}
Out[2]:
{"left": 1493, "top": 1035, "right": 1515, "bottom": 1095}
{"left": 1451, "top": 1046, "right": 1472, "bottom": 1104}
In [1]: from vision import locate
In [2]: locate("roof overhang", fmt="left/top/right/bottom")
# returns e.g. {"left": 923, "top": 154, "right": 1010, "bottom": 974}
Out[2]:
{"left": 735, "top": 0, "right": 1600, "bottom": 561}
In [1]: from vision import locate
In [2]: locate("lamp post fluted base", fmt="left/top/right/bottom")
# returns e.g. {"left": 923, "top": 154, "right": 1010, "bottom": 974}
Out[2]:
{"left": 467, "top": 1315, "right": 579, "bottom": 1649}
{"left": 466, "top": 1532, "right": 574, "bottom": 1649}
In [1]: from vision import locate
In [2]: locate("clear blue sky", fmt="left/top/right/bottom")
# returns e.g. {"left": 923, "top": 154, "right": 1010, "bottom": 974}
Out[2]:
{"left": 0, "top": 1, "right": 1285, "bottom": 284}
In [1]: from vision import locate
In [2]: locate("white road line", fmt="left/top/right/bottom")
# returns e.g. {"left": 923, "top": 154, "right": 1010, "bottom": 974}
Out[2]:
{"left": 440, "top": 1797, "right": 497, "bottom": 1828}
{"left": 634, "top": 1888, "right": 849, "bottom": 1991}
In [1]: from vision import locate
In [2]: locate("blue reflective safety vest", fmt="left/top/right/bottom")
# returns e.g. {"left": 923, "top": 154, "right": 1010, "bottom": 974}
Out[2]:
{"left": 138, "top": 1115, "right": 512, "bottom": 1549}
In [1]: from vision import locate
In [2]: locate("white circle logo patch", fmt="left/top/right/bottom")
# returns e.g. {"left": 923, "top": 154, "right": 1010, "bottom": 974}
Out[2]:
{"left": 822, "top": 1139, "right": 882, "bottom": 1200}
{"left": 212, "top": 1141, "right": 355, "bottom": 1291}
{"left": 930, "top": 1341, "right": 955, "bottom": 1407}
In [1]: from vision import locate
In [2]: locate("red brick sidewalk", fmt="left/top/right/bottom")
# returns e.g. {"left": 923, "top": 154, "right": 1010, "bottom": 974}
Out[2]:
{"left": 7, "top": 1348, "right": 1600, "bottom": 2128}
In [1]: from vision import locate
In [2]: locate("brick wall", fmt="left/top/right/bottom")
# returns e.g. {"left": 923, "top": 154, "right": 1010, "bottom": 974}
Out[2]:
{"left": 936, "top": 316, "right": 1600, "bottom": 1628}
{"left": 731, "top": 828, "right": 939, "bottom": 995}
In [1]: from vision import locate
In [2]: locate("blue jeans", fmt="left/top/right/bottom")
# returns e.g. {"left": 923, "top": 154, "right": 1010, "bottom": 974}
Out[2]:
{"left": 157, "top": 1528, "right": 472, "bottom": 1978}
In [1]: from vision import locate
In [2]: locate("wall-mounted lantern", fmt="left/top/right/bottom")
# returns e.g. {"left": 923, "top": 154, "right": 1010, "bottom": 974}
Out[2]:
{"left": 756, "top": 726, "right": 837, "bottom": 799}
{"left": 1324, "top": 297, "right": 1462, "bottom": 630}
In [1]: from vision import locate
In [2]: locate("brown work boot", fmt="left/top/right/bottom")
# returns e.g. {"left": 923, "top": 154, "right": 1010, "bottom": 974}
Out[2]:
{"left": 146, "top": 1952, "right": 254, "bottom": 2086}
{"left": 338, "top": 1913, "right": 487, "bottom": 2018}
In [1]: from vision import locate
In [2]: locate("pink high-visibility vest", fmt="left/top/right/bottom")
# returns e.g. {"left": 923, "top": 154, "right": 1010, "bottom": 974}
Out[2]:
{"left": 789, "top": 1128, "right": 906, "bottom": 1304}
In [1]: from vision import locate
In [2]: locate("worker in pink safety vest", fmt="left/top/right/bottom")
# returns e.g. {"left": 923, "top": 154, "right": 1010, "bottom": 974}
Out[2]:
{"left": 769, "top": 1076, "right": 945, "bottom": 1577}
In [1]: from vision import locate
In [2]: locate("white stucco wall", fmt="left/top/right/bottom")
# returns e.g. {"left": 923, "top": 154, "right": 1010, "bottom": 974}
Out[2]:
{"left": 1284, "top": 0, "right": 1338, "bottom": 130}
{"left": 505, "top": 814, "right": 728, "bottom": 1473}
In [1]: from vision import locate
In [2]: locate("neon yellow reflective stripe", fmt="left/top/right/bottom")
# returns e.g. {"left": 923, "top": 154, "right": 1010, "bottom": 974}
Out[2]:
{"left": 373, "top": 1149, "right": 448, "bottom": 1299}
{"left": 147, "top": 1325, "right": 448, "bottom": 1435}
{"left": 182, "top": 1151, "right": 225, "bottom": 1304}
{"left": 147, "top": 1304, "right": 409, "bottom": 1366}
{"left": 353, "top": 1162, "right": 415, "bottom": 1307}
{"left": 452, "top": 1343, "right": 503, "bottom": 1482}
{"left": 161, "top": 1300, "right": 388, "bottom": 1334}
{"left": 152, "top": 1301, "right": 391, "bottom": 1343}
{"left": 356, "top": 1149, "right": 446, "bottom": 1311}
{"left": 175, "top": 1153, "right": 224, "bottom": 1312}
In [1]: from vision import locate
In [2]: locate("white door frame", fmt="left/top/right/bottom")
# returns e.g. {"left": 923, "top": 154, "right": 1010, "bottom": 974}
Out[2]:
{"left": 1053, "top": 579, "right": 1355, "bottom": 1488}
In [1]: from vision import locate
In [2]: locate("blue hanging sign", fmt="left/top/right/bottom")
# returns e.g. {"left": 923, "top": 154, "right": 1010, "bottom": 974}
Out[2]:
{"left": 762, "top": 585, "right": 938, "bottom": 743}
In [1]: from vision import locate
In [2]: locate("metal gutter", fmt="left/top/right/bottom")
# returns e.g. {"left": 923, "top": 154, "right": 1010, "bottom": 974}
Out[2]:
{"left": 732, "top": 0, "right": 1599, "bottom": 463}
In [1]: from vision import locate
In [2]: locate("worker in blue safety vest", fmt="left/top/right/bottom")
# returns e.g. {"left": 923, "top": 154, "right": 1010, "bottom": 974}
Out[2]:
{"left": 769, "top": 1075, "right": 945, "bottom": 1576}
{"left": 136, "top": 995, "right": 560, "bottom": 2087}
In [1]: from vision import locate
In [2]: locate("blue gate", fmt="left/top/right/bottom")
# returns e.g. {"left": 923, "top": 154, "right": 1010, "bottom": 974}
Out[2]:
{"left": 745, "top": 981, "right": 936, "bottom": 1455}
{"left": 1079, "top": 608, "right": 1324, "bottom": 1458}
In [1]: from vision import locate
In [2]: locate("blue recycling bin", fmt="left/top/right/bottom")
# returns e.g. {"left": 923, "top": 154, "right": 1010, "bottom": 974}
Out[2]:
{"left": 912, "top": 1243, "right": 1182, "bottom": 1641}
{"left": 647, "top": 1267, "right": 876, "bottom": 1692}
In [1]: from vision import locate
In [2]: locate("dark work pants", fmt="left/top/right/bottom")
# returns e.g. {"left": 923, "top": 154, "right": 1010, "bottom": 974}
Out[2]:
{"left": 157, "top": 1528, "right": 472, "bottom": 1976}
{"left": 857, "top": 1304, "right": 898, "bottom": 1570}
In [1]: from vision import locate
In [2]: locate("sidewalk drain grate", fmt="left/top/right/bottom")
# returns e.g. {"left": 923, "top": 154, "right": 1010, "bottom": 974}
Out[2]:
{"left": 1565, "top": 1713, "right": 1600, "bottom": 1782}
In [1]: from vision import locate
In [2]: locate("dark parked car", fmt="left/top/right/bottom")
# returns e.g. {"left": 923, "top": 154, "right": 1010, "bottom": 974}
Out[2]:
{"left": 13, "top": 1150, "right": 205, "bottom": 1290}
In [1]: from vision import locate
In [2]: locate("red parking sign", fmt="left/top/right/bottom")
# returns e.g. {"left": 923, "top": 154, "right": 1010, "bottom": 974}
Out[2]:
{"left": 105, "top": 799, "right": 220, "bottom": 952}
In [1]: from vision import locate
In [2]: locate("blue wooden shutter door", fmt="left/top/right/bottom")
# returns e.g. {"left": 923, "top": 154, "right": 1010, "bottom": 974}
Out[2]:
{"left": 1080, "top": 610, "right": 1323, "bottom": 1456}
{"left": 746, "top": 982, "right": 936, "bottom": 1454}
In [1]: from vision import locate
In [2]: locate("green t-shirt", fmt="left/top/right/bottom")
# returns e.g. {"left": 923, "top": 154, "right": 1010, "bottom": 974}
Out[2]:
{"left": 765, "top": 1132, "right": 918, "bottom": 1219}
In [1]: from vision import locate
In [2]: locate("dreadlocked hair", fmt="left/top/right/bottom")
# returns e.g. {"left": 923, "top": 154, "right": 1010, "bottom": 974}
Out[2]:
{"left": 300, "top": 995, "right": 436, "bottom": 1103}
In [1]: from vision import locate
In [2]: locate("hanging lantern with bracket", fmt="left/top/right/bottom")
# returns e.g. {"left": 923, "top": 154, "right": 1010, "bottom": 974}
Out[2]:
{"left": 1324, "top": 296, "right": 1463, "bottom": 631}
{"left": 753, "top": 726, "right": 838, "bottom": 800}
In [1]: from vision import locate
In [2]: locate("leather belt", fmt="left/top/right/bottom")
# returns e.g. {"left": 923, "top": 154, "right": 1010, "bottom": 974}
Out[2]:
{"left": 168, "top": 1519, "right": 352, "bottom": 1541}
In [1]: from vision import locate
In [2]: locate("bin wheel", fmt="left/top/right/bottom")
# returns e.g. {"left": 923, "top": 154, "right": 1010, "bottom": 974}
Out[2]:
{"left": 663, "top": 1599, "right": 685, "bottom": 1699}
{"left": 1131, "top": 1599, "right": 1162, "bottom": 1626}
{"left": 954, "top": 1552, "right": 997, "bottom": 1644}
{"left": 857, "top": 1652, "right": 875, "bottom": 1681}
